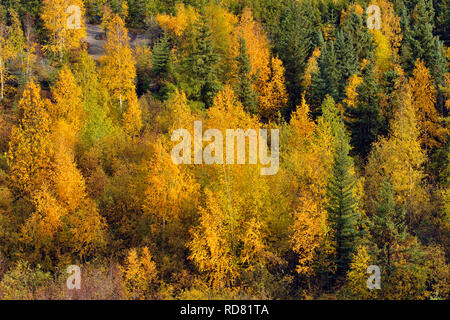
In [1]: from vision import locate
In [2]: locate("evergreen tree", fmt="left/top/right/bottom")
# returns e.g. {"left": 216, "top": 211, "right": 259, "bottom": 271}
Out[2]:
{"left": 235, "top": 36, "right": 257, "bottom": 114}
{"left": 404, "top": 0, "right": 437, "bottom": 73}
{"left": 326, "top": 127, "right": 359, "bottom": 276}
{"left": 372, "top": 179, "right": 408, "bottom": 273}
{"left": 151, "top": 33, "right": 172, "bottom": 98}
{"left": 335, "top": 29, "right": 359, "bottom": 102}
{"left": 310, "top": 35, "right": 339, "bottom": 117}
{"left": 273, "top": 0, "right": 319, "bottom": 109}
{"left": 345, "top": 59, "right": 385, "bottom": 159}
{"left": 179, "top": 13, "right": 221, "bottom": 108}
{"left": 152, "top": 33, "right": 171, "bottom": 79}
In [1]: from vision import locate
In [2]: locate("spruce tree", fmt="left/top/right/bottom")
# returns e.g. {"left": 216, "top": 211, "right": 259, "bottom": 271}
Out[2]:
{"left": 335, "top": 29, "right": 359, "bottom": 102}
{"left": 151, "top": 33, "right": 172, "bottom": 98}
{"left": 151, "top": 33, "right": 171, "bottom": 79}
{"left": 235, "top": 36, "right": 258, "bottom": 114}
{"left": 345, "top": 59, "right": 385, "bottom": 159}
{"left": 326, "top": 126, "right": 359, "bottom": 276}
{"left": 404, "top": 0, "right": 436, "bottom": 73}
{"left": 310, "top": 35, "right": 339, "bottom": 117}
{"left": 179, "top": 13, "right": 221, "bottom": 108}
{"left": 372, "top": 179, "right": 408, "bottom": 273}
{"left": 274, "top": 0, "right": 319, "bottom": 109}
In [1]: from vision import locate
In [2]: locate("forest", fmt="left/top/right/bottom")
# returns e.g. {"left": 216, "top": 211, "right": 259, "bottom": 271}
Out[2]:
{"left": 0, "top": 0, "right": 448, "bottom": 300}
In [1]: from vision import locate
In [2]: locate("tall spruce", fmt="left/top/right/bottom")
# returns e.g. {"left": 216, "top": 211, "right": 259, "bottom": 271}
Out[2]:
{"left": 326, "top": 126, "right": 359, "bottom": 276}
{"left": 372, "top": 179, "right": 408, "bottom": 273}
{"left": 345, "top": 58, "right": 385, "bottom": 159}
{"left": 404, "top": 0, "right": 436, "bottom": 73}
{"left": 179, "top": 13, "right": 221, "bottom": 108}
{"left": 235, "top": 36, "right": 258, "bottom": 114}
{"left": 274, "top": 0, "right": 318, "bottom": 109}
{"left": 310, "top": 34, "right": 339, "bottom": 117}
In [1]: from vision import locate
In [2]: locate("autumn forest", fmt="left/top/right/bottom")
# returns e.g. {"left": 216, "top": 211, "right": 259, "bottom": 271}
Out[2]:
{"left": 0, "top": 0, "right": 449, "bottom": 300}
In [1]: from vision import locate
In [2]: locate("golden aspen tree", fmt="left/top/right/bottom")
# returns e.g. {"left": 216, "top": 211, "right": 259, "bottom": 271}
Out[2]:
{"left": 41, "top": 0, "right": 86, "bottom": 59}
{"left": 156, "top": 3, "right": 198, "bottom": 38}
{"left": 122, "top": 91, "right": 142, "bottom": 137}
{"left": 372, "top": 30, "right": 393, "bottom": 75}
{"left": 188, "top": 189, "right": 238, "bottom": 289}
{"left": 409, "top": 60, "right": 447, "bottom": 151}
{"left": 235, "top": 8, "right": 271, "bottom": 96}
{"left": 142, "top": 140, "right": 199, "bottom": 241}
{"left": 121, "top": 247, "right": 158, "bottom": 300}
{"left": 7, "top": 9, "right": 25, "bottom": 84}
{"left": 258, "top": 57, "right": 289, "bottom": 122}
{"left": 205, "top": 3, "right": 239, "bottom": 82}
{"left": 21, "top": 137, "right": 106, "bottom": 261}
{"left": 287, "top": 98, "right": 334, "bottom": 277}
{"left": 365, "top": 84, "right": 427, "bottom": 216}
{"left": 100, "top": 4, "right": 113, "bottom": 34}
{"left": 23, "top": 13, "right": 37, "bottom": 82}
{"left": 371, "top": 0, "right": 403, "bottom": 56}
{"left": 20, "top": 186, "right": 67, "bottom": 256}
{"left": 51, "top": 66, "right": 84, "bottom": 130}
{"left": 345, "top": 246, "right": 378, "bottom": 299}
{"left": 100, "top": 14, "right": 136, "bottom": 111}
{"left": 7, "top": 81, "right": 53, "bottom": 195}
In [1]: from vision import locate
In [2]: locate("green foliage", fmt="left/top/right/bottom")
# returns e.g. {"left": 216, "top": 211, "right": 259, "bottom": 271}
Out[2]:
{"left": 326, "top": 127, "right": 360, "bottom": 276}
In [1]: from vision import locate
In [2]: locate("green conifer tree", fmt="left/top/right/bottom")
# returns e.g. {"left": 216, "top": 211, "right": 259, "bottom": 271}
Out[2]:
{"left": 326, "top": 127, "right": 360, "bottom": 276}
{"left": 235, "top": 36, "right": 258, "bottom": 114}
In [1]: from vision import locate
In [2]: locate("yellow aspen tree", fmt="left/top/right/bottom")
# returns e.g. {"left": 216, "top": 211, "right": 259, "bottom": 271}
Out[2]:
{"left": 7, "top": 9, "right": 25, "bottom": 86}
{"left": 258, "top": 57, "right": 289, "bottom": 122}
{"left": 23, "top": 13, "right": 37, "bottom": 82}
{"left": 365, "top": 84, "right": 427, "bottom": 216}
{"left": 100, "top": 14, "right": 136, "bottom": 111}
{"left": 343, "top": 74, "right": 363, "bottom": 122}
{"left": 122, "top": 91, "right": 142, "bottom": 137}
{"left": 372, "top": 30, "right": 393, "bottom": 75}
{"left": 288, "top": 98, "right": 334, "bottom": 277}
{"left": 188, "top": 189, "right": 238, "bottom": 289}
{"left": 7, "top": 81, "right": 53, "bottom": 195}
{"left": 142, "top": 139, "right": 199, "bottom": 240}
{"left": 409, "top": 60, "right": 447, "bottom": 151}
{"left": 41, "top": 0, "right": 86, "bottom": 59}
{"left": 20, "top": 186, "right": 66, "bottom": 255}
{"left": 371, "top": 0, "right": 403, "bottom": 56}
{"left": 205, "top": 3, "right": 239, "bottom": 81}
{"left": 345, "top": 246, "right": 378, "bottom": 299}
{"left": 121, "top": 247, "right": 158, "bottom": 300}
{"left": 100, "top": 4, "right": 113, "bottom": 34}
{"left": 235, "top": 8, "right": 271, "bottom": 96}
{"left": 51, "top": 66, "right": 84, "bottom": 130}
{"left": 156, "top": 3, "right": 198, "bottom": 38}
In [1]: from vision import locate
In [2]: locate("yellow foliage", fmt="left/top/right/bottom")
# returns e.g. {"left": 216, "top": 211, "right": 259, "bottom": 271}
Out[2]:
{"left": 7, "top": 81, "right": 53, "bottom": 195}
{"left": 258, "top": 57, "right": 289, "bottom": 122}
{"left": 121, "top": 247, "right": 158, "bottom": 300}
{"left": 156, "top": 3, "right": 199, "bottom": 37}
{"left": 41, "top": 0, "right": 86, "bottom": 58}
{"left": 122, "top": 91, "right": 142, "bottom": 137}
{"left": 409, "top": 60, "right": 447, "bottom": 150}
{"left": 100, "top": 15, "right": 136, "bottom": 111}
